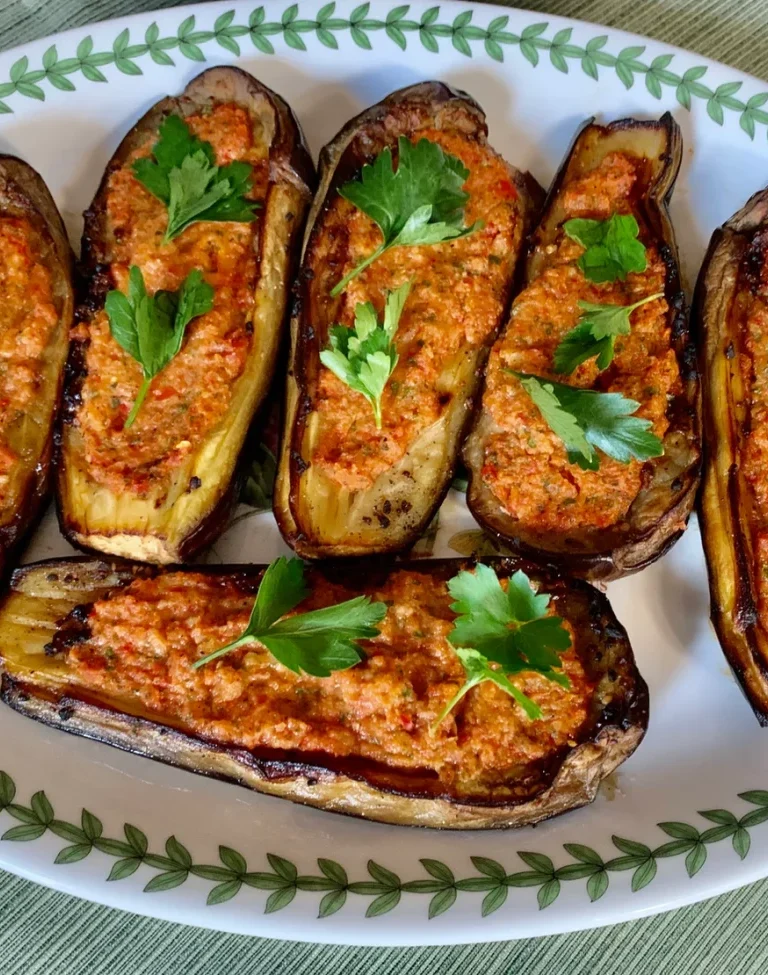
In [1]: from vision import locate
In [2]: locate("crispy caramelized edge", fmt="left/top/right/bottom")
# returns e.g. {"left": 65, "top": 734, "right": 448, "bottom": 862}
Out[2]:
{"left": 56, "top": 66, "right": 315, "bottom": 564}
{"left": 0, "top": 556, "right": 648, "bottom": 829}
{"left": 0, "top": 156, "right": 74, "bottom": 581}
{"left": 697, "top": 186, "right": 768, "bottom": 726}
{"left": 464, "top": 113, "right": 702, "bottom": 582}
{"left": 274, "top": 81, "right": 543, "bottom": 559}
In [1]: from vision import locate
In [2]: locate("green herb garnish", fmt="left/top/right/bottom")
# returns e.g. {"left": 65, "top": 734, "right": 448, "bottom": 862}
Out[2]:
{"left": 554, "top": 292, "right": 664, "bottom": 374}
{"left": 320, "top": 280, "right": 411, "bottom": 428}
{"left": 564, "top": 213, "right": 647, "bottom": 283}
{"left": 331, "top": 137, "right": 482, "bottom": 296}
{"left": 133, "top": 114, "right": 259, "bottom": 243}
{"left": 192, "top": 557, "right": 386, "bottom": 675}
{"left": 511, "top": 371, "right": 664, "bottom": 471}
{"left": 432, "top": 564, "right": 571, "bottom": 731}
{"left": 105, "top": 265, "right": 214, "bottom": 428}
{"left": 241, "top": 443, "right": 277, "bottom": 511}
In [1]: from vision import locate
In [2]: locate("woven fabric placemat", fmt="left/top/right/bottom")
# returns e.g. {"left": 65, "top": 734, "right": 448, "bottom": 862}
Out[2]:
{"left": 0, "top": 1, "right": 767, "bottom": 972}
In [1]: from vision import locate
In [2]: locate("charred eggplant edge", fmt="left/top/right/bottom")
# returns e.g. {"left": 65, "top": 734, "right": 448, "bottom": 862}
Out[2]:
{"left": 56, "top": 66, "right": 314, "bottom": 564}
{"left": 0, "top": 156, "right": 74, "bottom": 580}
{"left": 274, "top": 82, "right": 542, "bottom": 559}
{"left": 0, "top": 556, "right": 648, "bottom": 829}
{"left": 464, "top": 113, "right": 701, "bottom": 582}
{"left": 697, "top": 186, "right": 768, "bottom": 726}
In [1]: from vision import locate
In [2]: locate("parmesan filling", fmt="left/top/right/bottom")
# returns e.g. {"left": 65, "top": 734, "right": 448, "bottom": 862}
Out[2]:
{"left": 481, "top": 151, "right": 680, "bottom": 533}
{"left": 64, "top": 569, "right": 593, "bottom": 797}
{"left": 0, "top": 217, "right": 58, "bottom": 513}
{"left": 309, "top": 129, "right": 523, "bottom": 492}
{"left": 73, "top": 103, "right": 270, "bottom": 498}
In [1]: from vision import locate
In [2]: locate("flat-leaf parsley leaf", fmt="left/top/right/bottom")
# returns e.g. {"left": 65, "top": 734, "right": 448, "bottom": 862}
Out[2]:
{"left": 105, "top": 265, "right": 214, "bottom": 427}
{"left": 554, "top": 292, "right": 664, "bottom": 374}
{"left": 320, "top": 280, "right": 412, "bottom": 428}
{"left": 331, "top": 137, "right": 482, "bottom": 296}
{"left": 133, "top": 114, "right": 259, "bottom": 243}
{"left": 432, "top": 564, "right": 571, "bottom": 731}
{"left": 511, "top": 372, "right": 664, "bottom": 471}
{"left": 564, "top": 213, "right": 647, "bottom": 283}
{"left": 192, "top": 557, "right": 387, "bottom": 676}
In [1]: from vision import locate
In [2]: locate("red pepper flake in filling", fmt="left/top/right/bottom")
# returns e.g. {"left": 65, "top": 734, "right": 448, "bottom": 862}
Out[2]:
{"left": 481, "top": 151, "right": 680, "bottom": 534}
{"left": 74, "top": 103, "right": 270, "bottom": 497}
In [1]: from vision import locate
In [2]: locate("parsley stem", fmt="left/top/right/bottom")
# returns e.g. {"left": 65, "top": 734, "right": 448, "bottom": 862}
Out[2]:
{"left": 430, "top": 678, "right": 480, "bottom": 736}
{"left": 124, "top": 376, "right": 152, "bottom": 429}
{"left": 627, "top": 291, "right": 664, "bottom": 312}
{"left": 330, "top": 243, "right": 386, "bottom": 297}
{"left": 191, "top": 635, "right": 255, "bottom": 670}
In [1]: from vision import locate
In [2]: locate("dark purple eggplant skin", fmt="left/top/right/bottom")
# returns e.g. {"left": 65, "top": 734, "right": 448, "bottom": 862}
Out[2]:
{"left": 697, "top": 186, "right": 768, "bottom": 727}
{"left": 274, "top": 82, "right": 544, "bottom": 560}
{"left": 464, "top": 113, "right": 701, "bottom": 583}
{"left": 0, "top": 156, "right": 74, "bottom": 582}
{"left": 0, "top": 555, "right": 647, "bottom": 829}
{"left": 56, "top": 66, "right": 315, "bottom": 565}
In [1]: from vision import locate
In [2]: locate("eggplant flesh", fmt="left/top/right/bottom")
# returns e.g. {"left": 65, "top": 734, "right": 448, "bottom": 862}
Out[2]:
{"left": 0, "top": 157, "right": 74, "bottom": 580}
{"left": 464, "top": 114, "right": 701, "bottom": 582}
{"left": 274, "top": 82, "right": 543, "bottom": 559}
{"left": 698, "top": 187, "right": 768, "bottom": 726}
{"left": 0, "top": 557, "right": 647, "bottom": 829}
{"left": 57, "top": 67, "right": 314, "bottom": 565}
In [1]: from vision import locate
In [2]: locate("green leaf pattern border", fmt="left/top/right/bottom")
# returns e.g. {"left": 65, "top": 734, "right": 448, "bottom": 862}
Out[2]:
{"left": 0, "top": 3, "right": 767, "bottom": 137}
{"left": 1, "top": 772, "right": 767, "bottom": 919}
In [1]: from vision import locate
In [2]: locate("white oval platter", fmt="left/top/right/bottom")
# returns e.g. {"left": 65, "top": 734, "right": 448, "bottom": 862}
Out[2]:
{"left": 0, "top": 0, "right": 767, "bottom": 946}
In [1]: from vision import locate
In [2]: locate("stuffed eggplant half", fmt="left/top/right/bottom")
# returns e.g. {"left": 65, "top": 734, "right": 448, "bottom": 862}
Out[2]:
{"left": 464, "top": 114, "right": 700, "bottom": 581}
{"left": 275, "top": 82, "right": 543, "bottom": 558}
{"left": 698, "top": 187, "right": 768, "bottom": 725}
{"left": 0, "top": 556, "right": 647, "bottom": 829}
{"left": 0, "top": 157, "right": 73, "bottom": 580}
{"left": 57, "top": 66, "right": 314, "bottom": 564}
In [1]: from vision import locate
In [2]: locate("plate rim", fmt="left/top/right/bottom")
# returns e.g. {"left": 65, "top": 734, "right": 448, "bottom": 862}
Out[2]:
{"left": 1, "top": 766, "right": 768, "bottom": 946}
{"left": 0, "top": 0, "right": 767, "bottom": 133}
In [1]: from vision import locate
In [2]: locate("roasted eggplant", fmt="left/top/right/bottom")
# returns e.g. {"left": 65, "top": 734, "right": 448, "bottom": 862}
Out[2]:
{"left": 697, "top": 187, "right": 768, "bottom": 725}
{"left": 57, "top": 67, "right": 314, "bottom": 564}
{"left": 0, "top": 557, "right": 647, "bottom": 829}
{"left": 274, "top": 82, "right": 542, "bottom": 558}
{"left": 0, "top": 156, "right": 73, "bottom": 579}
{"left": 464, "top": 114, "right": 700, "bottom": 581}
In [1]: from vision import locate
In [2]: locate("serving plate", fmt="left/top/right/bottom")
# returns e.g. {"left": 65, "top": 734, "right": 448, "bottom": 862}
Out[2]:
{"left": 1, "top": 0, "right": 767, "bottom": 946}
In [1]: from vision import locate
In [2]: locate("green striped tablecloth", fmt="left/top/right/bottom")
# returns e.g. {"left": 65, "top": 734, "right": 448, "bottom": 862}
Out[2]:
{"left": 0, "top": 2, "right": 767, "bottom": 972}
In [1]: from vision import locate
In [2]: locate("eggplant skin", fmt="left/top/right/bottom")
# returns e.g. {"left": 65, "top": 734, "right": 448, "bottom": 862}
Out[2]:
{"left": 0, "top": 157, "right": 74, "bottom": 581}
{"left": 697, "top": 188, "right": 768, "bottom": 726}
{"left": 464, "top": 114, "right": 701, "bottom": 582}
{"left": 0, "top": 556, "right": 647, "bottom": 829}
{"left": 56, "top": 66, "right": 315, "bottom": 565}
{"left": 274, "top": 82, "right": 543, "bottom": 559}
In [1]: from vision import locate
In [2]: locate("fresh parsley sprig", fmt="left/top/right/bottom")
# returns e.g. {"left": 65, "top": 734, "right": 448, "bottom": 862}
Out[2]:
{"left": 192, "top": 557, "right": 387, "bottom": 676}
{"left": 432, "top": 564, "right": 571, "bottom": 732}
{"left": 564, "top": 213, "right": 647, "bottom": 283}
{"left": 133, "top": 114, "right": 259, "bottom": 244}
{"left": 554, "top": 292, "right": 664, "bottom": 374}
{"left": 511, "top": 372, "right": 664, "bottom": 471}
{"left": 331, "top": 137, "right": 482, "bottom": 296}
{"left": 105, "top": 265, "right": 214, "bottom": 428}
{"left": 320, "top": 280, "right": 411, "bottom": 428}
